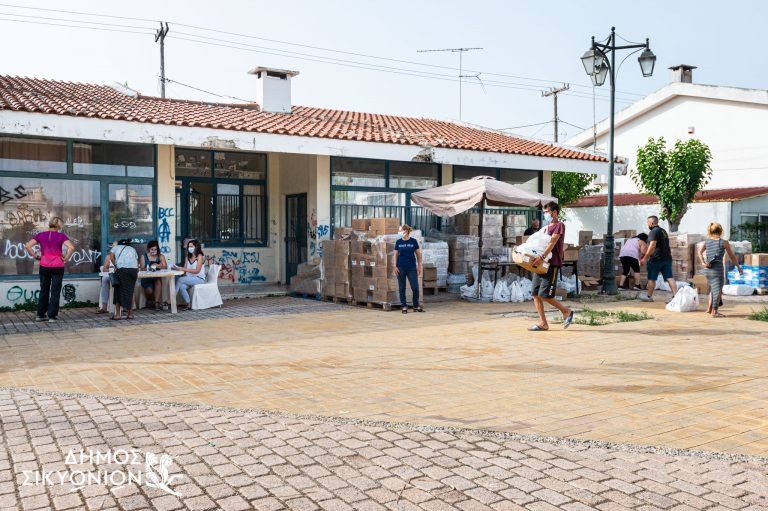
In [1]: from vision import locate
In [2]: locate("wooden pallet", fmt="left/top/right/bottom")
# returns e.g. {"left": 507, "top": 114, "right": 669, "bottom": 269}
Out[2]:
{"left": 423, "top": 286, "right": 447, "bottom": 295}
{"left": 321, "top": 294, "right": 353, "bottom": 304}
{"left": 350, "top": 300, "right": 394, "bottom": 311}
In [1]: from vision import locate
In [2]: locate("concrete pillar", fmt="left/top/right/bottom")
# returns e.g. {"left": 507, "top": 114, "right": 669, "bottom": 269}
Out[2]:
{"left": 268, "top": 152, "right": 281, "bottom": 283}
{"left": 156, "top": 145, "right": 176, "bottom": 264}
{"left": 315, "top": 155, "right": 331, "bottom": 256}
{"left": 441, "top": 163, "right": 453, "bottom": 185}
{"left": 542, "top": 170, "right": 553, "bottom": 197}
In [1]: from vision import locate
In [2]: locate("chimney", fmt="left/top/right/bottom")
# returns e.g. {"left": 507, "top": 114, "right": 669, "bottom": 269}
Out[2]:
{"left": 248, "top": 67, "right": 299, "bottom": 113}
{"left": 669, "top": 64, "right": 696, "bottom": 83}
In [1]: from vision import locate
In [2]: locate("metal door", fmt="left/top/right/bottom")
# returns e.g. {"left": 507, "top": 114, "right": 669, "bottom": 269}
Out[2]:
{"left": 285, "top": 193, "right": 308, "bottom": 282}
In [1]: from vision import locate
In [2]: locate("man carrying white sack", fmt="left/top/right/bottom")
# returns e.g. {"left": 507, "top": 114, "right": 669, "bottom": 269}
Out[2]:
{"left": 528, "top": 201, "right": 574, "bottom": 331}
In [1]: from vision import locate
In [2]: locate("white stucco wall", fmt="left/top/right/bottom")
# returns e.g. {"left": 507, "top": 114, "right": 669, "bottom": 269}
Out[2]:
{"left": 562, "top": 201, "right": 732, "bottom": 245}
{"left": 569, "top": 93, "right": 768, "bottom": 194}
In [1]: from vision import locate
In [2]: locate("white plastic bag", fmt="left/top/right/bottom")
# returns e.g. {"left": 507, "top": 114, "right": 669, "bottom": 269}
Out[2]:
{"left": 666, "top": 286, "right": 699, "bottom": 312}
{"left": 518, "top": 277, "right": 533, "bottom": 301}
{"left": 514, "top": 227, "right": 552, "bottom": 261}
{"left": 722, "top": 284, "right": 755, "bottom": 296}
{"left": 480, "top": 275, "right": 494, "bottom": 300}
{"left": 509, "top": 281, "right": 524, "bottom": 303}
{"left": 655, "top": 275, "right": 671, "bottom": 292}
{"left": 493, "top": 280, "right": 511, "bottom": 302}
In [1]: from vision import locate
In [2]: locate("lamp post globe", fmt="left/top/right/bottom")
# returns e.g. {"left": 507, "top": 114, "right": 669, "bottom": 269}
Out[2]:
{"left": 638, "top": 47, "right": 657, "bottom": 77}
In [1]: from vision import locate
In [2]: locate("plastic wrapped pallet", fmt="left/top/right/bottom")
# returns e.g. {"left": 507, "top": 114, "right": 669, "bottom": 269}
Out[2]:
{"left": 422, "top": 241, "right": 449, "bottom": 287}
{"left": 578, "top": 244, "right": 604, "bottom": 279}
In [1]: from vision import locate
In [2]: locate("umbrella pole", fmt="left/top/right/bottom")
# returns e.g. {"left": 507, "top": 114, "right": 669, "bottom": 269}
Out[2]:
{"left": 476, "top": 194, "right": 485, "bottom": 299}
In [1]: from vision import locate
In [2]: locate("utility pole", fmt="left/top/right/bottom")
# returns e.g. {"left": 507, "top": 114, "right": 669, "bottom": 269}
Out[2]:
{"left": 541, "top": 84, "right": 569, "bottom": 142}
{"left": 417, "top": 47, "right": 482, "bottom": 120}
{"left": 155, "top": 22, "right": 170, "bottom": 98}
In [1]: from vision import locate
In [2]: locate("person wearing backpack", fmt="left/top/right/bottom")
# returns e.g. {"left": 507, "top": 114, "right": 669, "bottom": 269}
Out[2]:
{"left": 24, "top": 217, "right": 76, "bottom": 323}
{"left": 697, "top": 222, "right": 742, "bottom": 318}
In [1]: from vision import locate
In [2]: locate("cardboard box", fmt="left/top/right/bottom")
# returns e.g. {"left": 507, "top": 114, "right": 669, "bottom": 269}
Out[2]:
{"left": 515, "top": 235, "right": 530, "bottom": 245}
{"left": 423, "top": 266, "right": 438, "bottom": 281}
{"left": 578, "top": 230, "right": 593, "bottom": 247}
{"left": 692, "top": 275, "right": 710, "bottom": 295}
{"left": 613, "top": 229, "right": 636, "bottom": 239}
{"left": 504, "top": 214, "right": 529, "bottom": 227}
{"left": 554, "top": 288, "right": 568, "bottom": 301}
{"left": 369, "top": 217, "right": 400, "bottom": 234}
{"left": 746, "top": 253, "right": 768, "bottom": 266}
{"left": 563, "top": 247, "right": 580, "bottom": 262}
{"left": 351, "top": 219, "right": 371, "bottom": 232}
{"left": 512, "top": 251, "right": 549, "bottom": 275}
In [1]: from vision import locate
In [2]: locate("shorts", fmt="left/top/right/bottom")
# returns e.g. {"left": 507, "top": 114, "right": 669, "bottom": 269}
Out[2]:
{"left": 620, "top": 256, "right": 640, "bottom": 276}
{"left": 646, "top": 259, "right": 673, "bottom": 281}
{"left": 140, "top": 277, "right": 160, "bottom": 289}
{"left": 531, "top": 265, "right": 560, "bottom": 299}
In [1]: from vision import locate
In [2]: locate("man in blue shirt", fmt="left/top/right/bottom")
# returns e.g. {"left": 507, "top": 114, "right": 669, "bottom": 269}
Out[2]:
{"left": 394, "top": 224, "right": 423, "bottom": 313}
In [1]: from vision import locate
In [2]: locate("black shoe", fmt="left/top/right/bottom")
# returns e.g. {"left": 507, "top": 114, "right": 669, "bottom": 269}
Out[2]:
{"left": 34, "top": 316, "right": 47, "bottom": 322}
{"left": 401, "top": 306, "right": 408, "bottom": 314}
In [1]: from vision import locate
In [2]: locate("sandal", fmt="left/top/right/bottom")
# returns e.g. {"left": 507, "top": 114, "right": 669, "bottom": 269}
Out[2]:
{"left": 415, "top": 306, "right": 424, "bottom": 312}
{"left": 712, "top": 312, "right": 725, "bottom": 318}
{"left": 126, "top": 314, "right": 135, "bottom": 320}
{"left": 95, "top": 309, "right": 108, "bottom": 314}
{"left": 528, "top": 325, "right": 549, "bottom": 331}
{"left": 401, "top": 307, "right": 408, "bottom": 314}
{"left": 110, "top": 316, "right": 121, "bottom": 321}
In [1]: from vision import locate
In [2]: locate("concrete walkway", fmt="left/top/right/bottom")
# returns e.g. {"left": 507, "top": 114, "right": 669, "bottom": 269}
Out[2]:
{"left": 1, "top": 296, "right": 767, "bottom": 457}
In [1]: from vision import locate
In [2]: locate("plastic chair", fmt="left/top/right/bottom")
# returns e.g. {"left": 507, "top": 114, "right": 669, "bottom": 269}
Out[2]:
{"left": 190, "top": 264, "right": 223, "bottom": 310}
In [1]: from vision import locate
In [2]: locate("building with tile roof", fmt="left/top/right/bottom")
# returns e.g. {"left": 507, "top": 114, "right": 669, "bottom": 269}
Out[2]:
{"left": 0, "top": 70, "right": 608, "bottom": 300}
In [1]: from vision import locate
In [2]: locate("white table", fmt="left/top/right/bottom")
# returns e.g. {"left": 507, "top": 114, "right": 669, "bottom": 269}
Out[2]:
{"left": 100, "top": 270, "right": 184, "bottom": 314}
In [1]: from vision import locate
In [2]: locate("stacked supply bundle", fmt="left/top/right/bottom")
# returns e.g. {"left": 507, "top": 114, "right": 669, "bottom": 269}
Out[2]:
{"left": 669, "top": 233, "right": 702, "bottom": 280}
{"left": 290, "top": 262, "right": 322, "bottom": 296}
{"left": 320, "top": 239, "right": 352, "bottom": 300}
{"left": 422, "top": 241, "right": 449, "bottom": 287}
{"left": 726, "top": 240, "right": 752, "bottom": 277}
{"left": 728, "top": 253, "right": 768, "bottom": 293}
{"left": 503, "top": 214, "right": 528, "bottom": 246}
{"left": 447, "top": 235, "right": 480, "bottom": 284}
{"left": 450, "top": 212, "right": 504, "bottom": 257}
{"left": 351, "top": 217, "right": 400, "bottom": 238}
{"left": 578, "top": 244, "right": 604, "bottom": 280}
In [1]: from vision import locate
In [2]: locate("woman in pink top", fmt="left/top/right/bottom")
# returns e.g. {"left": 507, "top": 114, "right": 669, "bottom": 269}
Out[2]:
{"left": 618, "top": 233, "right": 648, "bottom": 290}
{"left": 24, "top": 217, "right": 75, "bottom": 323}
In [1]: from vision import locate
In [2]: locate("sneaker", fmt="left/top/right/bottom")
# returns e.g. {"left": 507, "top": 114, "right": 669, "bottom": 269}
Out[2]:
{"left": 34, "top": 316, "right": 47, "bottom": 322}
{"left": 47, "top": 318, "right": 59, "bottom": 323}
{"left": 639, "top": 295, "right": 654, "bottom": 302}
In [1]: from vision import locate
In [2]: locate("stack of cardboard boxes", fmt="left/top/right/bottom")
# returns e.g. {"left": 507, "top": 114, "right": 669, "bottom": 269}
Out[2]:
{"left": 321, "top": 239, "right": 352, "bottom": 300}
{"left": 447, "top": 236, "right": 480, "bottom": 284}
{"left": 451, "top": 213, "right": 504, "bottom": 256}
{"left": 670, "top": 233, "right": 702, "bottom": 281}
{"left": 351, "top": 217, "right": 401, "bottom": 238}
{"left": 422, "top": 241, "right": 449, "bottom": 288}
{"left": 350, "top": 238, "right": 423, "bottom": 304}
{"left": 503, "top": 214, "right": 528, "bottom": 246}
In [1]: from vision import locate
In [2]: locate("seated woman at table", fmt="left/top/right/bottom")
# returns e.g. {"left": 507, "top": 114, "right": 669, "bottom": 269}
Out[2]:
{"left": 139, "top": 240, "right": 168, "bottom": 310}
{"left": 102, "top": 239, "right": 139, "bottom": 320}
{"left": 173, "top": 239, "right": 206, "bottom": 310}
{"left": 97, "top": 241, "right": 117, "bottom": 314}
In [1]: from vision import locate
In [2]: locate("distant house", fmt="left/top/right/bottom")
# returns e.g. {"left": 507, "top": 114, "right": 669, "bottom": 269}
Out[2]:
{"left": 0, "top": 69, "right": 605, "bottom": 305}
{"left": 565, "top": 64, "right": 768, "bottom": 244}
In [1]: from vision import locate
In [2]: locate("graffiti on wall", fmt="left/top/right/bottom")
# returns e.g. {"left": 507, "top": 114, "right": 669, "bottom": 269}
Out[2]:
{"left": 157, "top": 207, "right": 174, "bottom": 255}
{"left": 4, "top": 283, "right": 77, "bottom": 305}
{"left": 308, "top": 209, "right": 330, "bottom": 258}
{"left": 205, "top": 249, "right": 266, "bottom": 284}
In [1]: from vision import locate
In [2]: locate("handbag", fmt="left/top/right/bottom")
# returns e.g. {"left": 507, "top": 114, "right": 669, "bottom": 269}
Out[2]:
{"left": 706, "top": 240, "right": 723, "bottom": 266}
{"left": 110, "top": 246, "right": 127, "bottom": 287}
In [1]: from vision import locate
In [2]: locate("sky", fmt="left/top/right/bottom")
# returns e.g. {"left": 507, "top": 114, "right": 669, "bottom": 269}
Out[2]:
{"left": 1, "top": 0, "right": 766, "bottom": 143}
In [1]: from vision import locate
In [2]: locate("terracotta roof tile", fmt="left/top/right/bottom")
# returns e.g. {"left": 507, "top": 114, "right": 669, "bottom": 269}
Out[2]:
{"left": 0, "top": 75, "right": 605, "bottom": 162}
{"left": 568, "top": 187, "right": 768, "bottom": 207}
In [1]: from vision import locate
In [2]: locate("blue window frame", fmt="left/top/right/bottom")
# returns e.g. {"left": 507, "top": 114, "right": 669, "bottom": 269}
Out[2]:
{"left": 0, "top": 135, "right": 156, "bottom": 280}
{"left": 174, "top": 148, "right": 268, "bottom": 248}
{"left": 330, "top": 157, "right": 441, "bottom": 233}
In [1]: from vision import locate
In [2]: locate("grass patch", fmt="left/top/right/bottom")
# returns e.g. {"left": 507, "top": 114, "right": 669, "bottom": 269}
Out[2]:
{"left": 572, "top": 292, "right": 640, "bottom": 303}
{"left": 574, "top": 307, "right": 651, "bottom": 326}
{"left": 748, "top": 306, "right": 768, "bottom": 322}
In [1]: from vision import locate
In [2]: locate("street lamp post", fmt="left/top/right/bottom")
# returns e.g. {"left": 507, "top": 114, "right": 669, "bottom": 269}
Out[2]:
{"left": 581, "top": 27, "right": 656, "bottom": 295}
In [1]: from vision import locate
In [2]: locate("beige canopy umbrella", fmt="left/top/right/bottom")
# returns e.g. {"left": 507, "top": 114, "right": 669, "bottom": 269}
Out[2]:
{"left": 411, "top": 176, "right": 557, "bottom": 298}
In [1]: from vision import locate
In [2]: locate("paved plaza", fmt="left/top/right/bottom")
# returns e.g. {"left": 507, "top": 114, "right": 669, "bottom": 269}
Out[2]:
{"left": 1, "top": 388, "right": 767, "bottom": 511}
{"left": 1, "top": 294, "right": 767, "bottom": 509}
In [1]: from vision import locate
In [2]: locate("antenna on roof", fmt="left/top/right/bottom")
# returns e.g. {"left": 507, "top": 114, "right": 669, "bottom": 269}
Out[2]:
{"left": 417, "top": 47, "right": 483, "bottom": 120}
{"left": 155, "top": 22, "right": 170, "bottom": 98}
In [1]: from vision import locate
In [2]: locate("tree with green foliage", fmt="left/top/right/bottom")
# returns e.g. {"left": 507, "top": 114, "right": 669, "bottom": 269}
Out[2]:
{"left": 551, "top": 171, "right": 600, "bottom": 207}
{"left": 633, "top": 137, "right": 712, "bottom": 232}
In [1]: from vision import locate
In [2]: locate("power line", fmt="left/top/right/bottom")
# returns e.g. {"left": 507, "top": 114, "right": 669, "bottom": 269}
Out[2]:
{"left": 164, "top": 78, "right": 253, "bottom": 103}
{"left": 0, "top": 2, "right": 645, "bottom": 99}
{"left": 417, "top": 47, "right": 483, "bottom": 120}
{"left": 0, "top": 16, "right": 155, "bottom": 35}
{"left": 498, "top": 120, "right": 553, "bottom": 131}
